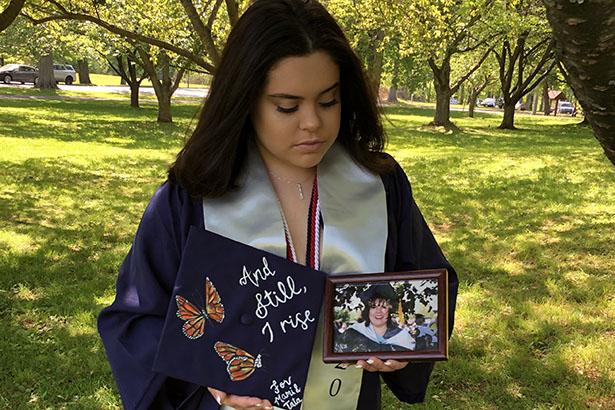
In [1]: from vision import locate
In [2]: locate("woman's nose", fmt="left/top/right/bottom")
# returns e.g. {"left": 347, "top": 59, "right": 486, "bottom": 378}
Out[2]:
{"left": 299, "top": 105, "right": 322, "bottom": 132}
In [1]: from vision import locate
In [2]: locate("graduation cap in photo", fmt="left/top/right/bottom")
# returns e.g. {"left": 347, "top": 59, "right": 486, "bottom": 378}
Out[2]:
{"left": 359, "top": 283, "right": 398, "bottom": 305}
{"left": 153, "top": 226, "right": 326, "bottom": 409}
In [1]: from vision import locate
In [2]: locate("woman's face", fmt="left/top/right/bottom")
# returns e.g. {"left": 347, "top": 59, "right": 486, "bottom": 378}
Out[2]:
{"left": 251, "top": 51, "right": 341, "bottom": 175}
{"left": 368, "top": 298, "right": 391, "bottom": 328}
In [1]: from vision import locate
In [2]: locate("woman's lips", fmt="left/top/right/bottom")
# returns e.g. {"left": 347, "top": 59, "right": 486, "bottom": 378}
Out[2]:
{"left": 293, "top": 140, "right": 325, "bottom": 153}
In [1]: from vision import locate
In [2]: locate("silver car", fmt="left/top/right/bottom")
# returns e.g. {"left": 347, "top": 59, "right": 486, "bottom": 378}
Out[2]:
{"left": 0, "top": 64, "right": 38, "bottom": 84}
{"left": 557, "top": 101, "right": 575, "bottom": 115}
{"left": 53, "top": 64, "right": 77, "bottom": 84}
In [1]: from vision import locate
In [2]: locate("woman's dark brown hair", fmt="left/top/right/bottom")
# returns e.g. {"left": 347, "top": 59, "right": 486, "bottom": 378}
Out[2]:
{"left": 169, "top": 0, "right": 389, "bottom": 198}
{"left": 360, "top": 298, "right": 395, "bottom": 329}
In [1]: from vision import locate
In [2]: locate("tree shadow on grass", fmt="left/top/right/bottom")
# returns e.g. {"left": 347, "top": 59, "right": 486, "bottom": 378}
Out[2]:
{"left": 383, "top": 105, "right": 600, "bottom": 158}
{"left": 384, "top": 149, "right": 615, "bottom": 408}
{"left": 0, "top": 156, "right": 178, "bottom": 406}
{"left": 1, "top": 98, "right": 201, "bottom": 151}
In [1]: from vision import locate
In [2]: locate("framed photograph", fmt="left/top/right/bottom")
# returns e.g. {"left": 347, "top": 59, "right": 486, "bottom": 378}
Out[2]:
{"left": 323, "top": 269, "right": 448, "bottom": 363}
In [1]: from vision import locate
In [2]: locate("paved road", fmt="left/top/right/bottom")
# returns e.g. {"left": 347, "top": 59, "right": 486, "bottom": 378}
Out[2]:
{"left": 0, "top": 83, "right": 209, "bottom": 98}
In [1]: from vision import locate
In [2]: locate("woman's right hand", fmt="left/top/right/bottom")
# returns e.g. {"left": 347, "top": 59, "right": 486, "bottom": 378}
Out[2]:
{"left": 207, "top": 387, "right": 273, "bottom": 410}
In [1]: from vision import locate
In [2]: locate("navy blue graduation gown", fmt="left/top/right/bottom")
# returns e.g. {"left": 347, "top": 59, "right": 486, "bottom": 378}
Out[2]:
{"left": 98, "top": 160, "right": 459, "bottom": 409}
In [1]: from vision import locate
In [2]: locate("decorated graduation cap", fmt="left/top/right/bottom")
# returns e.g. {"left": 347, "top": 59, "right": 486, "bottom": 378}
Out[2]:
{"left": 153, "top": 227, "right": 326, "bottom": 409}
{"left": 359, "top": 283, "right": 398, "bottom": 305}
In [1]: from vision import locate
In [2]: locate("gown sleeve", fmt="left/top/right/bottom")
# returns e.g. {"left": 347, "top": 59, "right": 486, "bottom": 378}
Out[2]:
{"left": 379, "top": 160, "right": 459, "bottom": 404}
{"left": 97, "top": 181, "right": 215, "bottom": 409}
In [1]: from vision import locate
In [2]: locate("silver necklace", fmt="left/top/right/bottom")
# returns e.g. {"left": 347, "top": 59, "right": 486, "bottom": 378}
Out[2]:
{"left": 268, "top": 170, "right": 314, "bottom": 200}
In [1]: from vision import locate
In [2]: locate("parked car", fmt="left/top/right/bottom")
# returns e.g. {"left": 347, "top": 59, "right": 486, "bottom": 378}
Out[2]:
{"left": 0, "top": 64, "right": 38, "bottom": 85}
{"left": 481, "top": 97, "right": 496, "bottom": 107}
{"left": 450, "top": 96, "right": 459, "bottom": 105}
{"left": 53, "top": 64, "right": 76, "bottom": 84}
{"left": 557, "top": 101, "right": 575, "bottom": 115}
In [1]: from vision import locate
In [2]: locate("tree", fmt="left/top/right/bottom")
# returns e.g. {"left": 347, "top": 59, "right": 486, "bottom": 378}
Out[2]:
{"left": 543, "top": 0, "right": 615, "bottom": 166}
{"left": 36, "top": 53, "right": 57, "bottom": 88}
{"left": 0, "top": 0, "right": 25, "bottom": 32}
{"left": 493, "top": 0, "right": 556, "bottom": 129}
{"left": 467, "top": 73, "right": 493, "bottom": 117}
{"left": 27, "top": 0, "right": 246, "bottom": 73}
{"left": 325, "top": 0, "right": 403, "bottom": 98}
{"left": 405, "top": 0, "right": 497, "bottom": 129}
{"left": 104, "top": 48, "right": 148, "bottom": 108}
{"left": 136, "top": 47, "right": 187, "bottom": 122}
{"left": 24, "top": 0, "right": 244, "bottom": 121}
{"left": 77, "top": 58, "right": 91, "bottom": 84}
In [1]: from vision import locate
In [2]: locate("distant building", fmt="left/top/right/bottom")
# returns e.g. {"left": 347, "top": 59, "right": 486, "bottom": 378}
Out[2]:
{"left": 548, "top": 90, "right": 567, "bottom": 115}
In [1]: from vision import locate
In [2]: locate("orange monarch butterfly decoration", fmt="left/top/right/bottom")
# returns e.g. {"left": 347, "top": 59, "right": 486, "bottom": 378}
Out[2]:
{"left": 175, "top": 277, "right": 225, "bottom": 339}
{"left": 214, "top": 341, "right": 263, "bottom": 381}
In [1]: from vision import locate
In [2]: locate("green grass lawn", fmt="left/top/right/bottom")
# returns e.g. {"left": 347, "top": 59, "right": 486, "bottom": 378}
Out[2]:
{"left": 1, "top": 95, "right": 613, "bottom": 409}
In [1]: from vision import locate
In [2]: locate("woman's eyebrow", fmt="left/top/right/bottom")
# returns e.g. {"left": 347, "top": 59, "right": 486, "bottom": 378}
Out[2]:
{"left": 268, "top": 82, "right": 339, "bottom": 100}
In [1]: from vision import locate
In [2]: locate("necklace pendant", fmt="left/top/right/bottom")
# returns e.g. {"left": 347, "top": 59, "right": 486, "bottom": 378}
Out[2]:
{"left": 297, "top": 183, "right": 304, "bottom": 200}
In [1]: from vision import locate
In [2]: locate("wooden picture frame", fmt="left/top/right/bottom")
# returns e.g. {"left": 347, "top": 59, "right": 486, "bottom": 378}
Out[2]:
{"left": 323, "top": 269, "right": 448, "bottom": 363}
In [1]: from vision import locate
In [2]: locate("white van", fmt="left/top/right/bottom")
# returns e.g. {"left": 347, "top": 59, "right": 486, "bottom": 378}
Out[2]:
{"left": 53, "top": 64, "right": 77, "bottom": 84}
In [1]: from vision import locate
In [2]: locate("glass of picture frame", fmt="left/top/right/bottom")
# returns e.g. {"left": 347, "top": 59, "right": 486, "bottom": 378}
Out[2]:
{"left": 323, "top": 269, "right": 448, "bottom": 363}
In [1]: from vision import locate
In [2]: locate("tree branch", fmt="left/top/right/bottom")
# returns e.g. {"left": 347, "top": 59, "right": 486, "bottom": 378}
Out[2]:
{"left": 519, "top": 59, "right": 556, "bottom": 99}
{"left": 225, "top": 0, "right": 239, "bottom": 26}
{"left": 28, "top": 2, "right": 216, "bottom": 73}
{"left": 178, "top": 0, "right": 220, "bottom": 65}
{"left": 517, "top": 43, "right": 556, "bottom": 99}
{"left": 0, "top": 0, "right": 26, "bottom": 32}
{"left": 451, "top": 46, "right": 493, "bottom": 93}
{"left": 207, "top": 0, "right": 224, "bottom": 33}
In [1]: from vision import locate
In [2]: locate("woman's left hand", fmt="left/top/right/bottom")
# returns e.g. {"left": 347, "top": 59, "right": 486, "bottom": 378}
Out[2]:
{"left": 356, "top": 357, "right": 408, "bottom": 372}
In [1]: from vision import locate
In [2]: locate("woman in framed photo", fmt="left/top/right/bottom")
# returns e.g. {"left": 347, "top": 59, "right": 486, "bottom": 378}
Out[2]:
{"left": 336, "top": 284, "right": 415, "bottom": 353}
{"left": 98, "top": 0, "right": 459, "bottom": 409}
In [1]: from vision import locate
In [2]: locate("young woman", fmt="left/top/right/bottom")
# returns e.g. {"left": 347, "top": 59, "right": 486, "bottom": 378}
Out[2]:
{"left": 98, "top": 1, "right": 458, "bottom": 409}
{"left": 339, "top": 285, "right": 415, "bottom": 352}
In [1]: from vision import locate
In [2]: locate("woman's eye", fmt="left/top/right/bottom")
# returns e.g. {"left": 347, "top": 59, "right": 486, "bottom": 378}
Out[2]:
{"left": 320, "top": 99, "right": 339, "bottom": 108}
{"left": 276, "top": 106, "right": 298, "bottom": 114}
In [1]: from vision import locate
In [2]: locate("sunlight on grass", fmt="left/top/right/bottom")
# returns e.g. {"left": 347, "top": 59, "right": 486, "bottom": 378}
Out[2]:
{"left": 0, "top": 231, "right": 37, "bottom": 254}
{"left": 11, "top": 283, "right": 44, "bottom": 301}
{"left": 67, "top": 311, "right": 98, "bottom": 337}
{"left": 2, "top": 96, "right": 613, "bottom": 409}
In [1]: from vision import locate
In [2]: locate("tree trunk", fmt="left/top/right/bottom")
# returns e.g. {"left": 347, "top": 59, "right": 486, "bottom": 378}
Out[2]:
{"left": 542, "top": 81, "right": 550, "bottom": 115}
{"left": 532, "top": 89, "right": 539, "bottom": 114}
{"left": 387, "top": 58, "right": 399, "bottom": 103}
{"left": 365, "top": 29, "right": 385, "bottom": 99}
{"left": 77, "top": 59, "right": 92, "bottom": 84}
{"left": 129, "top": 83, "right": 140, "bottom": 108}
{"left": 137, "top": 48, "right": 176, "bottom": 122}
{"left": 433, "top": 85, "right": 452, "bottom": 127}
{"left": 499, "top": 102, "right": 516, "bottom": 129}
{"left": 127, "top": 57, "right": 141, "bottom": 108}
{"left": 429, "top": 58, "right": 456, "bottom": 129}
{"left": 37, "top": 54, "right": 58, "bottom": 89}
{"left": 157, "top": 88, "right": 172, "bottom": 122}
{"left": 157, "top": 52, "right": 173, "bottom": 123}
{"left": 543, "top": 0, "right": 615, "bottom": 165}
{"left": 468, "top": 89, "right": 478, "bottom": 118}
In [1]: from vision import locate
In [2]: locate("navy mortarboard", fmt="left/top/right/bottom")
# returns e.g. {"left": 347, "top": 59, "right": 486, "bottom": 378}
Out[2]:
{"left": 358, "top": 283, "right": 398, "bottom": 305}
{"left": 153, "top": 227, "right": 326, "bottom": 409}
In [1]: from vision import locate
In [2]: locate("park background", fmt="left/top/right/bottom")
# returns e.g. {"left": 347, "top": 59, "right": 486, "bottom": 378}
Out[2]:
{"left": 1, "top": 0, "right": 614, "bottom": 408}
